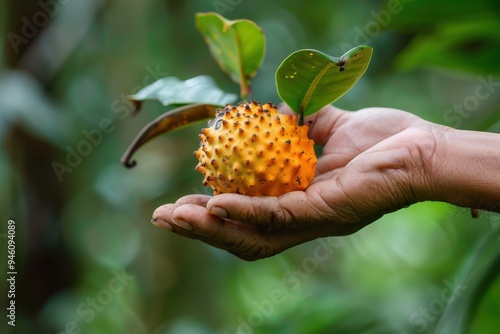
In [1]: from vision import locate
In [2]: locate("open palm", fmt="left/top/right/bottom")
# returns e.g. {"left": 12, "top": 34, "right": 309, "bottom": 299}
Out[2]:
{"left": 152, "top": 105, "right": 438, "bottom": 260}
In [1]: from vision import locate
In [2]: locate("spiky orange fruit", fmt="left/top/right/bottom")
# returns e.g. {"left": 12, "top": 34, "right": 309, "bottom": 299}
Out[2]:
{"left": 194, "top": 101, "right": 317, "bottom": 196}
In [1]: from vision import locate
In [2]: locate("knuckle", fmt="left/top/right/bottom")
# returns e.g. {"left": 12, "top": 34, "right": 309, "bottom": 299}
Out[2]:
{"left": 268, "top": 198, "right": 295, "bottom": 228}
{"left": 238, "top": 199, "right": 289, "bottom": 227}
{"left": 333, "top": 175, "right": 359, "bottom": 218}
{"left": 268, "top": 207, "right": 286, "bottom": 227}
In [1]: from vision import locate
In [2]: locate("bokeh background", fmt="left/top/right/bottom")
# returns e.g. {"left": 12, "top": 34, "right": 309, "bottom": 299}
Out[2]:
{"left": 1, "top": 0, "right": 499, "bottom": 333}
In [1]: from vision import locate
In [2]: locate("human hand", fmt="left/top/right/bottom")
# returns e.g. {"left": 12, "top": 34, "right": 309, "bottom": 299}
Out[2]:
{"left": 152, "top": 104, "right": 441, "bottom": 260}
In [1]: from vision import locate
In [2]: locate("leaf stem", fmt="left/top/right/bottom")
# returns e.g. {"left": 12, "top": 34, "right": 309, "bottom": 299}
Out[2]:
{"left": 240, "top": 79, "right": 252, "bottom": 101}
{"left": 298, "top": 107, "right": 304, "bottom": 126}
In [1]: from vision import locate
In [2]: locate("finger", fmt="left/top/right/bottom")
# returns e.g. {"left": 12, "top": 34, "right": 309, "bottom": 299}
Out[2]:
{"left": 152, "top": 199, "right": 213, "bottom": 233}
{"left": 152, "top": 203, "right": 247, "bottom": 255}
{"left": 170, "top": 204, "right": 281, "bottom": 260}
{"left": 152, "top": 203, "right": 182, "bottom": 232}
{"left": 206, "top": 190, "right": 330, "bottom": 229}
{"left": 206, "top": 182, "right": 375, "bottom": 234}
{"left": 171, "top": 204, "right": 347, "bottom": 260}
{"left": 175, "top": 194, "right": 212, "bottom": 206}
{"left": 151, "top": 195, "right": 335, "bottom": 260}
{"left": 306, "top": 105, "right": 349, "bottom": 145}
{"left": 152, "top": 197, "right": 329, "bottom": 260}
{"left": 151, "top": 195, "right": 211, "bottom": 231}
{"left": 311, "top": 168, "right": 342, "bottom": 184}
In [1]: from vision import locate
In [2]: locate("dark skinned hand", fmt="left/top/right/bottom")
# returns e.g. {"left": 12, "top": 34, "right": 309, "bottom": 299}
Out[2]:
{"left": 152, "top": 104, "right": 439, "bottom": 260}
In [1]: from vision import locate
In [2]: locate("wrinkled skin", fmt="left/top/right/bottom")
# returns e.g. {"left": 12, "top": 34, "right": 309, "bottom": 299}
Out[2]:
{"left": 152, "top": 104, "right": 440, "bottom": 261}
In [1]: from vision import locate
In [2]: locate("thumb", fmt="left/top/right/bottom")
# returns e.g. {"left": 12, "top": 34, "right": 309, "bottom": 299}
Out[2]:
{"left": 206, "top": 191, "right": 322, "bottom": 228}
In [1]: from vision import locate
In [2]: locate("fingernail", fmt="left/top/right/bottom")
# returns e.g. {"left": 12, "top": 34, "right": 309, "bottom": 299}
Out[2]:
{"left": 172, "top": 218, "right": 193, "bottom": 231}
{"left": 209, "top": 206, "right": 228, "bottom": 218}
{"left": 151, "top": 218, "right": 173, "bottom": 231}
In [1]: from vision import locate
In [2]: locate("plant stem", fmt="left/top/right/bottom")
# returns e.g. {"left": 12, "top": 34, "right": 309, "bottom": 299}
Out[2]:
{"left": 240, "top": 79, "right": 252, "bottom": 101}
{"left": 298, "top": 107, "right": 304, "bottom": 126}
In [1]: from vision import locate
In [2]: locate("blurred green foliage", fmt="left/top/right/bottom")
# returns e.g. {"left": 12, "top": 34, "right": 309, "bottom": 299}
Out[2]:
{"left": 0, "top": 0, "right": 499, "bottom": 333}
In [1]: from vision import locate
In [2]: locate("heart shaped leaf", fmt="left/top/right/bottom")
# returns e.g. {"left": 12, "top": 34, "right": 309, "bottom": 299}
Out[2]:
{"left": 121, "top": 104, "right": 219, "bottom": 168}
{"left": 129, "top": 75, "right": 236, "bottom": 114}
{"left": 276, "top": 46, "right": 373, "bottom": 120}
{"left": 195, "top": 12, "right": 265, "bottom": 100}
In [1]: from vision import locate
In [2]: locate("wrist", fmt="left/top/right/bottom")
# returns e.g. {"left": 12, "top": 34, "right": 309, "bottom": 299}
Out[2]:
{"left": 424, "top": 126, "right": 500, "bottom": 212}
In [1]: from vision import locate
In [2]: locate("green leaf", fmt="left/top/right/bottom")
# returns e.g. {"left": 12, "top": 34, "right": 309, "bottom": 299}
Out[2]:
{"left": 195, "top": 12, "right": 265, "bottom": 100}
{"left": 394, "top": 19, "right": 500, "bottom": 75}
{"left": 386, "top": 0, "right": 497, "bottom": 30}
{"left": 121, "top": 104, "right": 219, "bottom": 168}
{"left": 276, "top": 46, "right": 373, "bottom": 120}
{"left": 129, "top": 75, "right": 236, "bottom": 113}
{"left": 435, "top": 227, "right": 500, "bottom": 334}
